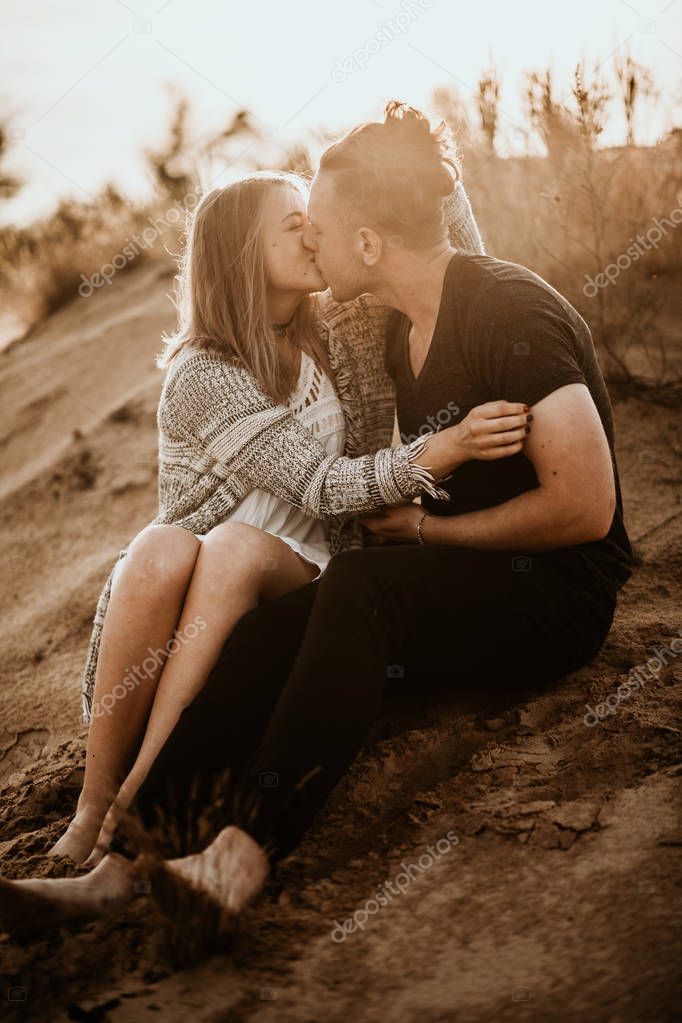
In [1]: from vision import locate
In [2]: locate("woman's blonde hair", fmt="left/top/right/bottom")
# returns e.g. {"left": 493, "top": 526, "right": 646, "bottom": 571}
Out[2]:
{"left": 158, "top": 171, "right": 329, "bottom": 403}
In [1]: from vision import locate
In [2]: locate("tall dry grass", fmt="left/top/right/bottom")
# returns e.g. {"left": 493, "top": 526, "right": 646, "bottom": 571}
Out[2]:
{"left": 0, "top": 185, "right": 169, "bottom": 327}
{"left": 438, "top": 61, "right": 682, "bottom": 391}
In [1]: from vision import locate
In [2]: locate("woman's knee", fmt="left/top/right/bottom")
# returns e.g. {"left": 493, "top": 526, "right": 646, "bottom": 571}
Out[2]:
{"left": 124, "top": 524, "right": 200, "bottom": 587}
{"left": 201, "top": 520, "right": 275, "bottom": 567}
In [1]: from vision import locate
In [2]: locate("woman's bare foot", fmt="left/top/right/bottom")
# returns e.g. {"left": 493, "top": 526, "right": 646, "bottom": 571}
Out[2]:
{"left": 0, "top": 853, "right": 140, "bottom": 940}
{"left": 47, "top": 804, "right": 110, "bottom": 864}
{"left": 145, "top": 826, "right": 269, "bottom": 932}
{"left": 82, "top": 799, "right": 127, "bottom": 870}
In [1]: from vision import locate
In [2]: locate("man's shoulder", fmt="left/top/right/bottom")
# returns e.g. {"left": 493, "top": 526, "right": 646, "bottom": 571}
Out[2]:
{"left": 456, "top": 252, "right": 559, "bottom": 300}
{"left": 455, "top": 254, "right": 589, "bottom": 335}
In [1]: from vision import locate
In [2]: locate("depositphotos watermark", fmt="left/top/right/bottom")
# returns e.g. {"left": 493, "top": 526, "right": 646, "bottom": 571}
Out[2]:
{"left": 583, "top": 629, "right": 682, "bottom": 727}
{"left": 331, "top": 0, "right": 435, "bottom": 83}
{"left": 330, "top": 830, "right": 459, "bottom": 942}
{"left": 78, "top": 189, "right": 202, "bottom": 297}
{"left": 89, "top": 615, "right": 207, "bottom": 718}
{"left": 400, "top": 400, "right": 460, "bottom": 444}
{"left": 582, "top": 206, "right": 682, "bottom": 298}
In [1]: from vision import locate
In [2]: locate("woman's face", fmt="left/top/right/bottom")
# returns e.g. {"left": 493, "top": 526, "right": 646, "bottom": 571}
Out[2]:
{"left": 262, "top": 185, "right": 326, "bottom": 295}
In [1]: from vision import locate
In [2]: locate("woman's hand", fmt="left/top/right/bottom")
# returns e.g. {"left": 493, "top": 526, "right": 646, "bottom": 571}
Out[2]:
{"left": 360, "top": 503, "right": 425, "bottom": 542}
{"left": 411, "top": 401, "right": 531, "bottom": 478}
{"left": 453, "top": 401, "right": 532, "bottom": 464}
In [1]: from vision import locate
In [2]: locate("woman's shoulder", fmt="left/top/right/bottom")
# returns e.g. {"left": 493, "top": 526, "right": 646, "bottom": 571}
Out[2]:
{"left": 165, "top": 340, "right": 253, "bottom": 384}
{"left": 162, "top": 341, "right": 274, "bottom": 409}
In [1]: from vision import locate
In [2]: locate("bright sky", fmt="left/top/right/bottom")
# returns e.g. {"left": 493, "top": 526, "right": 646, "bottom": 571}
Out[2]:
{"left": 1, "top": 0, "right": 680, "bottom": 225}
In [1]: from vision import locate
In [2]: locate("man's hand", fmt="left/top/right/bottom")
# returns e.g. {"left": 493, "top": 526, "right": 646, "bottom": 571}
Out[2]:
{"left": 360, "top": 503, "right": 424, "bottom": 542}
{"left": 410, "top": 383, "right": 616, "bottom": 551}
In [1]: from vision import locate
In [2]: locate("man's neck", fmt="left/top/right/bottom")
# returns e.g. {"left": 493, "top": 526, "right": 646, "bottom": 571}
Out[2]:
{"left": 371, "top": 243, "right": 456, "bottom": 340}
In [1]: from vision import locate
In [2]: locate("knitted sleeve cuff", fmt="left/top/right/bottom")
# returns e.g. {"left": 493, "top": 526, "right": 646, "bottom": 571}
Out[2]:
{"left": 442, "top": 181, "right": 485, "bottom": 255}
{"left": 375, "top": 434, "right": 450, "bottom": 504}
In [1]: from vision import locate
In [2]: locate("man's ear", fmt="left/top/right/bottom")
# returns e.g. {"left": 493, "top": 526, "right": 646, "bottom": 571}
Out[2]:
{"left": 357, "top": 227, "right": 382, "bottom": 266}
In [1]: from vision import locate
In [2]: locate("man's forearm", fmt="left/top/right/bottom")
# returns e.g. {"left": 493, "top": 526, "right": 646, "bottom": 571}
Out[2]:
{"left": 422, "top": 488, "right": 607, "bottom": 551}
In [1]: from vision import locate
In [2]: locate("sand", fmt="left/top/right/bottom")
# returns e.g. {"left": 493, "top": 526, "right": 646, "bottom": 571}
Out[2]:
{"left": 0, "top": 261, "right": 680, "bottom": 1021}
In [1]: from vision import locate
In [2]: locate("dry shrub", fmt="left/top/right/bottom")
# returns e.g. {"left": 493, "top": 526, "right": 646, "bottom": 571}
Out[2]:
{"left": 455, "top": 65, "right": 681, "bottom": 388}
{"left": 0, "top": 185, "right": 175, "bottom": 328}
{"left": 0, "top": 94, "right": 198, "bottom": 335}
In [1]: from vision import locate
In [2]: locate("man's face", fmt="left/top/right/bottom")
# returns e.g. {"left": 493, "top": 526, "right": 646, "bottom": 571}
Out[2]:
{"left": 304, "top": 172, "right": 369, "bottom": 303}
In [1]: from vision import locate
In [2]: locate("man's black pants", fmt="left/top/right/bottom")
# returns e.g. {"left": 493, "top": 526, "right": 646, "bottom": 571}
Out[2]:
{"left": 112, "top": 544, "right": 615, "bottom": 862}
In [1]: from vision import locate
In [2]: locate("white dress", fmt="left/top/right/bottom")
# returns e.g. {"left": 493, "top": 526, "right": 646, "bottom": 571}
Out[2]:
{"left": 201, "top": 350, "right": 347, "bottom": 577}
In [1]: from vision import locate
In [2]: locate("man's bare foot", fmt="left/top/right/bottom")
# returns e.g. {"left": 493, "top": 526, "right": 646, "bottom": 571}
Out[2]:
{"left": 47, "top": 805, "right": 110, "bottom": 864}
{"left": 0, "top": 854, "right": 141, "bottom": 940}
{"left": 145, "top": 826, "right": 269, "bottom": 932}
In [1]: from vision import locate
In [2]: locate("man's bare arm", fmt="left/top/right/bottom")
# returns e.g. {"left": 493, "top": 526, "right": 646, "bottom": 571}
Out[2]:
{"left": 422, "top": 383, "right": 616, "bottom": 551}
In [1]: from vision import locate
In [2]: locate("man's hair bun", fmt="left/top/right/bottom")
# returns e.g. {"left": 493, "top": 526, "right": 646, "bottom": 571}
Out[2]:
{"left": 383, "top": 100, "right": 460, "bottom": 198}
{"left": 319, "top": 99, "right": 462, "bottom": 243}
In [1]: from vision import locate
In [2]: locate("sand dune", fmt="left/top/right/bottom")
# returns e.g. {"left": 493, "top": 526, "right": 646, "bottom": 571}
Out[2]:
{"left": 0, "top": 263, "right": 680, "bottom": 1021}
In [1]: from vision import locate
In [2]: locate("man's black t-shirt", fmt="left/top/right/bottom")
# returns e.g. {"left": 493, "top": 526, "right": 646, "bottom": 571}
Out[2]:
{"left": 385, "top": 252, "right": 633, "bottom": 602}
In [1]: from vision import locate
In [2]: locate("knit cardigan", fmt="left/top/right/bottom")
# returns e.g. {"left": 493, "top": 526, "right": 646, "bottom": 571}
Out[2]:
{"left": 80, "top": 182, "right": 484, "bottom": 722}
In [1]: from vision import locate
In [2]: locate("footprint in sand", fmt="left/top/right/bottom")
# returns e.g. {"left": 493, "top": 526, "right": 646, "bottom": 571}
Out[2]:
{"left": 0, "top": 728, "right": 50, "bottom": 785}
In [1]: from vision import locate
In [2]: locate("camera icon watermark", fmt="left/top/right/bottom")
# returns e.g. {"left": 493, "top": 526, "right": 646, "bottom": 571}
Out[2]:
{"left": 512, "top": 987, "right": 532, "bottom": 1001}
{"left": 513, "top": 341, "right": 530, "bottom": 356}
{"left": 638, "top": 450, "right": 656, "bottom": 464}
{"left": 638, "top": 880, "right": 655, "bottom": 894}
{"left": 8, "top": 126, "right": 26, "bottom": 140}
{"left": 134, "top": 450, "right": 152, "bottom": 464}
{"left": 134, "top": 879, "right": 151, "bottom": 894}
{"left": 637, "top": 19, "right": 656, "bottom": 34}
{"left": 7, "top": 556, "right": 25, "bottom": 573}
{"left": 512, "top": 556, "right": 532, "bottom": 572}
{"left": 7, "top": 987, "right": 27, "bottom": 1002}
{"left": 261, "top": 556, "right": 279, "bottom": 571}
{"left": 387, "top": 664, "right": 405, "bottom": 678}
{"left": 259, "top": 771, "right": 279, "bottom": 788}
{"left": 258, "top": 125, "right": 279, "bottom": 141}
{"left": 134, "top": 18, "right": 152, "bottom": 33}
{"left": 260, "top": 988, "right": 277, "bottom": 1001}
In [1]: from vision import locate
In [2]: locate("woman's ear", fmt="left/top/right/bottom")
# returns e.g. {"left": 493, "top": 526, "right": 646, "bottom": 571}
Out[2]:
{"left": 357, "top": 227, "right": 382, "bottom": 266}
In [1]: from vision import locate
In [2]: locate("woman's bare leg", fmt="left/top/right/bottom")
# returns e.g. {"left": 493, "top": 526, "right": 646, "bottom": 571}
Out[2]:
{"left": 49, "top": 524, "right": 201, "bottom": 863}
{"left": 86, "top": 522, "right": 316, "bottom": 865}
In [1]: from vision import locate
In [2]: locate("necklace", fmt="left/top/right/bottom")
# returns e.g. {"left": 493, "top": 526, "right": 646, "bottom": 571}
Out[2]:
{"left": 271, "top": 313, "right": 296, "bottom": 339}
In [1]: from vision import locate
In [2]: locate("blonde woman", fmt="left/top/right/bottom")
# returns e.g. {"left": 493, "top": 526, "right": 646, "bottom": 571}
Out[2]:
{"left": 48, "top": 169, "right": 530, "bottom": 866}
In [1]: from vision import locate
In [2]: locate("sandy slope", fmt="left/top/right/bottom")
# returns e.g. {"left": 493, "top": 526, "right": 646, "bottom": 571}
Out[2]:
{"left": 0, "top": 264, "right": 680, "bottom": 1022}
